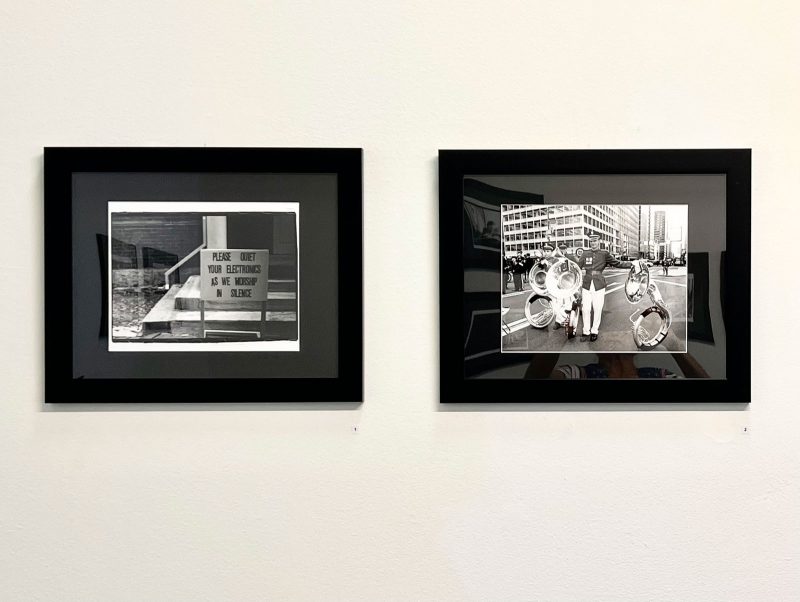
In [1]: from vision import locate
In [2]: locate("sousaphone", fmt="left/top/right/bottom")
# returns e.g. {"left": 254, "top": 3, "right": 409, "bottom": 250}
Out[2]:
{"left": 528, "top": 256, "right": 556, "bottom": 296}
{"left": 524, "top": 293, "right": 555, "bottom": 329}
{"left": 544, "top": 258, "right": 582, "bottom": 301}
{"left": 625, "top": 262, "right": 672, "bottom": 349}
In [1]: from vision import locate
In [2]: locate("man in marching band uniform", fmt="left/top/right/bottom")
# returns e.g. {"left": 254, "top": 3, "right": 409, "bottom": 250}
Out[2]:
{"left": 576, "top": 233, "right": 644, "bottom": 342}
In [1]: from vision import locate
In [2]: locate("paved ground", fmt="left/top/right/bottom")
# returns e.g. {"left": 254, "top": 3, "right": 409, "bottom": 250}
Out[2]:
{"left": 501, "top": 266, "right": 687, "bottom": 353}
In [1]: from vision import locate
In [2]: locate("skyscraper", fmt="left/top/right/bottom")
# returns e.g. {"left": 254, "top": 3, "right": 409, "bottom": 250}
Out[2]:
{"left": 653, "top": 210, "right": 666, "bottom": 243}
{"left": 653, "top": 210, "right": 667, "bottom": 260}
{"left": 639, "top": 205, "right": 652, "bottom": 258}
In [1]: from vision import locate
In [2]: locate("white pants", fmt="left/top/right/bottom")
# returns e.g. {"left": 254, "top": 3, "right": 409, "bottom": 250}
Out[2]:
{"left": 581, "top": 282, "right": 605, "bottom": 335}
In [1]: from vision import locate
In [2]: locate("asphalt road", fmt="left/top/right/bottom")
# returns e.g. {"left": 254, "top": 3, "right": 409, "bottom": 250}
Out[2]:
{"left": 501, "top": 266, "right": 687, "bottom": 353}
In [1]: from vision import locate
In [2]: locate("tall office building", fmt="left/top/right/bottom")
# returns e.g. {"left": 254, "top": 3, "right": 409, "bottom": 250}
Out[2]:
{"left": 502, "top": 204, "right": 640, "bottom": 256}
{"left": 639, "top": 205, "right": 652, "bottom": 258}
{"left": 653, "top": 210, "right": 667, "bottom": 260}
{"left": 653, "top": 210, "right": 666, "bottom": 243}
{"left": 615, "top": 205, "right": 640, "bottom": 258}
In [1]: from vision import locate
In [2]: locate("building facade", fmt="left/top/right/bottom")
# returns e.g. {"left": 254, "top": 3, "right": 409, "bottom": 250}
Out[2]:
{"left": 638, "top": 205, "right": 652, "bottom": 258}
{"left": 653, "top": 210, "right": 666, "bottom": 243}
{"left": 501, "top": 204, "right": 639, "bottom": 257}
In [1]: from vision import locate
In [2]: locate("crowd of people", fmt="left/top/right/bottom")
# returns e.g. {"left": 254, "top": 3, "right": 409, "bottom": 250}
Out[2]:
{"left": 503, "top": 252, "right": 534, "bottom": 292}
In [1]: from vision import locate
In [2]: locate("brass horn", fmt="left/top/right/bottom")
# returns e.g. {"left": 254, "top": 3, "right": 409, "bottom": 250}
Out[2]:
{"left": 624, "top": 262, "right": 650, "bottom": 303}
{"left": 524, "top": 293, "right": 555, "bottom": 329}
{"left": 528, "top": 257, "right": 556, "bottom": 296}
{"left": 544, "top": 258, "right": 583, "bottom": 301}
{"left": 631, "top": 282, "right": 672, "bottom": 349}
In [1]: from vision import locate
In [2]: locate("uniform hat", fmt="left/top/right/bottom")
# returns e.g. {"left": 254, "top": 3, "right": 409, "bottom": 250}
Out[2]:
{"left": 558, "top": 242, "right": 568, "bottom": 249}
{"left": 587, "top": 233, "right": 600, "bottom": 241}
{"left": 542, "top": 242, "right": 554, "bottom": 251}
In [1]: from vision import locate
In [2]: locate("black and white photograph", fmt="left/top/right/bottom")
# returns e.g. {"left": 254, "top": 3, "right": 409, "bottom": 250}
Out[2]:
{"left": 108, "top": 201, "right": 299, "bottom": 351}
{"left": 44, "top": 147, "right": 362, "bottom": 403}
{"left": 440, "top": 149, "right": 750, "bottom": 401}
{"left": 500, "top": 203, "right": 688, "bottom": 353}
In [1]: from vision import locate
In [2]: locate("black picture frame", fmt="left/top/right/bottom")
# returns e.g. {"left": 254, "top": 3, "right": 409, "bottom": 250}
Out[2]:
{"left": 44, "top": 147, "right": 363, "bottom": 403}
{"left": 439, "top": 149, "right": 751, "bottom": 403}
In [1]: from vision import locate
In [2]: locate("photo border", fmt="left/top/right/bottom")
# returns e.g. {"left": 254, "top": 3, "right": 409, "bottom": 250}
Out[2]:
{"left": 106, "top": 201, "right": 301, "bottom": 353}
{"left": 439, "top": 149, "right": 751, "bottom": 403}
{"left": 498, "top": 202, "right": 689, "bottom": 355}
{"left": 44, "top": 147, "right": 363, "bottom": 403}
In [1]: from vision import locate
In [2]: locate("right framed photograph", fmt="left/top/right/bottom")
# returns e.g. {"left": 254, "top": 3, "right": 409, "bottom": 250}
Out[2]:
{"left": 440, "top": 149, "right": 751, "bottom": 403}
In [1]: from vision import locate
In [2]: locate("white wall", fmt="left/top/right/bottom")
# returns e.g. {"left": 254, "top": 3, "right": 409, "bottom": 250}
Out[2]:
{"left": 1, "top": 2, "right": 798, "bottom": 600}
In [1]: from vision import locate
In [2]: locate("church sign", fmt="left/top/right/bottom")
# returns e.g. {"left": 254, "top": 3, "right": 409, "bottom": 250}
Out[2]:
{"left": 200, "top": 249, "right": 269, "bottom": 302}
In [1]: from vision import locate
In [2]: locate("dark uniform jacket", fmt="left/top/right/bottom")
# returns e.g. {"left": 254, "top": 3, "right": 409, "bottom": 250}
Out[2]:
{"left": 511, "top": 257, "right": 527, "bottom": 274}
{"left": 523, "top": 256, "right": 534, "bottom": 273}
{"left": 576, "top": 249, "right": 633, "bottom": 290}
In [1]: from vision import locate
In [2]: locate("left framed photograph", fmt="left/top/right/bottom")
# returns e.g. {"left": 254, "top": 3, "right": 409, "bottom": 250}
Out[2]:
{"left": 44, "top": 147, "right": 362, "bottom": 403}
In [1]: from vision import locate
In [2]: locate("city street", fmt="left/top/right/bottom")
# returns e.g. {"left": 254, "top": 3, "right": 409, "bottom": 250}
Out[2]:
{"left": 501, "top": 266, "right": 687, "bottom": 353}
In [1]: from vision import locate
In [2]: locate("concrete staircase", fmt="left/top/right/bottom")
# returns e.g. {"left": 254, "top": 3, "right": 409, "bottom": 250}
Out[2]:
{"left": 141, "top": 275, "right": 297, "bottom": 340}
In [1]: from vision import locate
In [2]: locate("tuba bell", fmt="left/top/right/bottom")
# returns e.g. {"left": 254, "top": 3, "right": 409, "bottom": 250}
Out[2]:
{"left": 544, "top": 258, "right": 583, "bottom": 301}
{"left": 632, "top": 302, "right": 670, "bottom": 349}
{"left": 524, "top": 293, "right": 555, "bottom": 328}
{"left": 528, "top": 256, "right": 556, "bottom": 296}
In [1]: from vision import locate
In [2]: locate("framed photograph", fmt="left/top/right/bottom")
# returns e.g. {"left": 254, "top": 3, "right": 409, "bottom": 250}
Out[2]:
{"left": 45, "top": 147, "right": 362, "bottom": 403}
{"left": 440, "top": 149, "right": 750, "bottom": 403}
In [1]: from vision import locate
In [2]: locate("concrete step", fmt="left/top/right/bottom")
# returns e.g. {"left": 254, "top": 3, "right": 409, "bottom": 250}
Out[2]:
{"left": 139, "top": 284, "right": 181, "bottom": 331}
{"left": 170, "top": 312, "right": 297, "bottom": 340}
{"left": 141, "top": 283, "right": 297, "bottom": 340}
{"left": 174, "top": 275, "right": 297, "bottom": 311}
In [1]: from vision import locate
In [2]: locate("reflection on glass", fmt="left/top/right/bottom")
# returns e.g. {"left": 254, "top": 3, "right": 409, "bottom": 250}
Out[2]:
{"left": 524, "top": 353, "right": 710, "bottom": 379}
{"left": 462, "top": 175, "right": 727, "bottom": 380}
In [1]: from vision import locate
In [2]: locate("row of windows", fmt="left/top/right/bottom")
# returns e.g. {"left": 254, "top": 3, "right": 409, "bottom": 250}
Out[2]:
{"left": 504, "top": 239, "right": 588, "bottom": 252}
{"left": 503, "top": 208, "right": 548, "bottom": 220}
{"left": 504, "top": 239, "right": 624, "bottom": 253}
{"left": 503, "top": 229, "right": 621, "bottom": 243}
{"left": 586, "top": 205, "right": 611, "bottom": 221}
{"left": 586, "top": 216, "right": 615, "bottom": 233}
{"left": 502, "top": 204, "right": 640, "bottom": 217}
{"left": 503, "top": 228, "right": 632, "bottom": 243}
{"left": 504, "top": 219, "right": 548, "bottom": 231}
{"left": 504, "top": 209, "right": 619, "bottom": 226}
{"left": 503, "top": 213, "right": 615, "bottom": 231}
{"left": 502, "top": 207, "right": 641, "bottom": 241}
{"left": 503, "top": 210, "right": 583, "bottom": 222}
